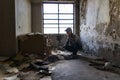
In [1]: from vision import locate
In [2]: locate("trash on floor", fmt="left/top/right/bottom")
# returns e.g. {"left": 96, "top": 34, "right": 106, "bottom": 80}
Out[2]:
{"left": 89, "top": 58, "right": 120, "bottom": 74}
{"left": 0, "top": 49, "right": 68, "bottom": 79}
{"left": 6, "top": 67, "right": 19, "bottom": 74}
{"left": 3, "top": 74, "right": 20, "bottom": 80}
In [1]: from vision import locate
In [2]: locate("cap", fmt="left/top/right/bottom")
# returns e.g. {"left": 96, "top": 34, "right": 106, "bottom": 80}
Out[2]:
{"left": 65, "top": 27, "right": 72, "bottom": 32}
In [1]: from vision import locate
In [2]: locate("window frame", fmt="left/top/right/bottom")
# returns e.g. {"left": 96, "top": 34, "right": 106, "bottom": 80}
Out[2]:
{"left": 42, "top": 2, "right": 75, "bottom": 34}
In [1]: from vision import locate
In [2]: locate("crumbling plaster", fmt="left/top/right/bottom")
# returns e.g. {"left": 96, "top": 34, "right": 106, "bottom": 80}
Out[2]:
{"left": 80, "top": 0, "right": 120, "bottom": 66}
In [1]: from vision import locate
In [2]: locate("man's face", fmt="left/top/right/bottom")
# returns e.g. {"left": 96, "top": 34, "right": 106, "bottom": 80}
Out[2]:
{"left": 66, "top": 31, "right": 72, "bottom": 37}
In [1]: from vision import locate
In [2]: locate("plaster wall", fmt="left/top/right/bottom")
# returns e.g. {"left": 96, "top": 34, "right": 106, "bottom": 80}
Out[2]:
{"left": 15, "top": 0, "right": 31, "bottom": 36}
{"left": 80, "top": 0, "right": 120, "bottom": 66}
{"left": 0, "top": 0, "right": 31, "bottom": 56}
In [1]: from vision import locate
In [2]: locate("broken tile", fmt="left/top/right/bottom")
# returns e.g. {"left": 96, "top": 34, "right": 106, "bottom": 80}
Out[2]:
{"left": 6, "top": 67, "right": 19, "bottom": 74}
{"left": 3, "top": 74, "right": 20, "bottom": 80}
{"left": 18, "top": 63, "right": 30, "bottom": 71}
{"left": 18, "top": 71, "right": 40, "bottom": 80}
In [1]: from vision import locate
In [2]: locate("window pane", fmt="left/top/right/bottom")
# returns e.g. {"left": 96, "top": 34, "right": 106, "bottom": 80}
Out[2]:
{"left": 43, "top": 4, "right": 58, "bottom": 13}
{"left": 60, "top": 28, "right": 67, "bottom": 34}
{"left": 59, "top": 14, "right": 73, "bottom": 19}
{"left": 44, "top": 20, "right": 58, "bottom": 24}
{"left": 44, "top": 28, "right": 58, "bottom": 34}
{"left": 44, "top": 14, "right": 58, "bottom": 19}
{"left": 44, "top": 24, "right": 58, "bottom": 28}
{"left": 59, "top": 24, "right": 73, "bottom": 28}
{"left": 59, "top": 4, "right": 73, "bottom": 13}
{"left": 43, "top": 3, "right": 74, "bottom": 34}
{"left": 59, "top": 20, "right": 73, "bottom": 24}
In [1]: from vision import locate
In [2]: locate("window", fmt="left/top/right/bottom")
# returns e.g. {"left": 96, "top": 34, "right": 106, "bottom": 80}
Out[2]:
{"left": 43, "top": 3, "right": 74, "bottom": 34}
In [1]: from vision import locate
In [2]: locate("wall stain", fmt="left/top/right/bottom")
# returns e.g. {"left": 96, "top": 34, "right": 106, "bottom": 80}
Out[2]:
{"left": 80, "top": 0, "right": 87, "bottom": 25}
{"left": 107, "top": 0, "right": 120, "bottom": 37}
{"left": 80, "top": 0, "right": 120, "bottom": 66}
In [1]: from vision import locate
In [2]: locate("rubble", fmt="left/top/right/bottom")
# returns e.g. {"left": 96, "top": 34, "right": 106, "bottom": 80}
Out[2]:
{"left": 0, "top": 50, "right": 63, "bottom": 79}
{"left": 0, "top": 33, "right": 83, "bottom": 79}
{"left": 0, "top": 49, "right": 120, "bottom": 80}
{"left": 3, "top": 74, "right": 20, "bottom": 80}
{"left": 18, "top": 63, "right": 30, "bottom": 71}
{"left": 104, "top": 62, "right": 112, "bottom": 69}
{"left": 89, "top": 58, "right": 120, "bottom": 74}
{"left": 40, "top": 76, "right": 52, "bottom": 80}
{"left": 18, "top": 33, "right": 51, "bottom": 56}
{"left": 18, "top": 71, "right": 40, "bottom": 80}
{"left": 44, "top": 55, "right": 60, "bottom": 63}
{"left": 6, "top": 67, "right": 19, "bottom": 74}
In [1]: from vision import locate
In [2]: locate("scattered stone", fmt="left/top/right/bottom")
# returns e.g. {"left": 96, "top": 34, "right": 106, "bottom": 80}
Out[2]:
{"left": 18, "top": 63, "right": 30, "bottom": 71}
{"left": 104, "top": 62, "right": 112, "bottom": 69}
{"left": 3, "top": 74, "right": 20, "bottom": 80}
{"left": 44, "top": 55, "right": 60, "bottom": 63}
{"left": 40, "top": 76, "right": 51, "bottom": 80}
{"left": 6, "top": 67, "right": 19, "bottom": 74}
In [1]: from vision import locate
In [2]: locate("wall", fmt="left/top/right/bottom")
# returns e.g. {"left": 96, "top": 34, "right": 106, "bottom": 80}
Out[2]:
{"left": 80, "top": 0, "right": 120, "bottom": 66}
{"left": 0, "top": 0, "right": 31, "bottom": 56}
{"left": 31, "top": 2, "right": 43, "bottom": 32}
{"left": 0, "top": 0, "right": 16, "bottom": 56}
{"left": 15, "top": 0, "right": 31, "bottom": 36}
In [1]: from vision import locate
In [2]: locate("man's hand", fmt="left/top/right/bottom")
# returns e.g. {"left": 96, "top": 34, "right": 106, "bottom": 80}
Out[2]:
{"left": 58, "top": 46, "right": 66, "bottom": 51}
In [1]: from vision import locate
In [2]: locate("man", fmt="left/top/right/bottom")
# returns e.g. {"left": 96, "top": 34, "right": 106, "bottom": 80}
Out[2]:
{"left": 63, "top": 27, "right": 82, "bottom": 56}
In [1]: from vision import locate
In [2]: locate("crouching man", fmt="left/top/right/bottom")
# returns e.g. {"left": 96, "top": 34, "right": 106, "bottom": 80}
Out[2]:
{"left": 63, "top": 27, "right": 82, "bottom": 56}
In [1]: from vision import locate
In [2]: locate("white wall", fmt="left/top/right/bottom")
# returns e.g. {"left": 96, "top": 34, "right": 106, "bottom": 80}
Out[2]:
{"left": 80, "top": 0, "right": 110, "bottom": 53}
{"left": 15, "top": 0, "right": 31, "bottom": 36}
{"left": 80, "top": 0, "right": 120, "bottom": 66}
{"left": 0, "top": 0, "right": 31, "bottom": 56}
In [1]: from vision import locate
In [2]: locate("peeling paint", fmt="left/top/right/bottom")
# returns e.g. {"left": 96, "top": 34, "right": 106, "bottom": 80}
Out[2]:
{"left": 95, "top": 23, "right": 107, "bottom": 35}
{"left": 80, "top": 0, "right": 120, "bottom": 66}
{"left": 80, "top": 0, "right": 87, "bottom": 25}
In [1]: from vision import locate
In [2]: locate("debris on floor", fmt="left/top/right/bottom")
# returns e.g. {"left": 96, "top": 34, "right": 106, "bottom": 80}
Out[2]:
{"left": 0, "top": 52, "right": 52, "bottom": 79}
{"left": 0, "top": 50, "right": 120, "bottom": 80}
{"left": 6, "top": 67, "right": 19, "bottom": 74}
{"left": 0, "top": 50, "right": 73, "bottom": 80}
{"left": 3, "top": 74, "right": 20, "bottom": 80}
{"left": 18, "top": 33, "right": 51, "bottom": 55}
{"left": 89, "top": 58, "right": 120, "bottom": 74}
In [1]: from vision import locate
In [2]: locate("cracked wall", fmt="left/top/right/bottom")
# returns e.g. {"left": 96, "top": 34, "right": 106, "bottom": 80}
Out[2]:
{"left": 80, "top": 0, "right": 120, "bottom": 66}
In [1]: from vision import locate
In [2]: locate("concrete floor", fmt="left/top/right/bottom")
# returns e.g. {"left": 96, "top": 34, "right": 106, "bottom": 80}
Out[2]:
{"left": 51, "top": 59, "right": 120, "bottom": 80}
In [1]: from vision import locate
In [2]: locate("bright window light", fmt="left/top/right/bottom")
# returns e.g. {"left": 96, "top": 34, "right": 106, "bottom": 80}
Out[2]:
{"left": 43, "top": 3, "right": 74, "bottom": 34}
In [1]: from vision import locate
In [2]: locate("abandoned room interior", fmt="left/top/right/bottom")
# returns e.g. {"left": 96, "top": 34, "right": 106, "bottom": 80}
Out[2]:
{"left": 0, "top": 0, "right": 120, "bottom": 80}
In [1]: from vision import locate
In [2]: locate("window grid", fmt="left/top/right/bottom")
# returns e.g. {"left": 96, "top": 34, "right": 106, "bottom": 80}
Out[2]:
{"left": 43, "top": 3, "right": 74, "bottom": 34}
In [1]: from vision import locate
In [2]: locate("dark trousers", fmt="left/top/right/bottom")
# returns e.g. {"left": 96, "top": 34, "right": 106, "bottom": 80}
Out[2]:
{"left": 64, "top": 42, "right": 79, "bottom": 55}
